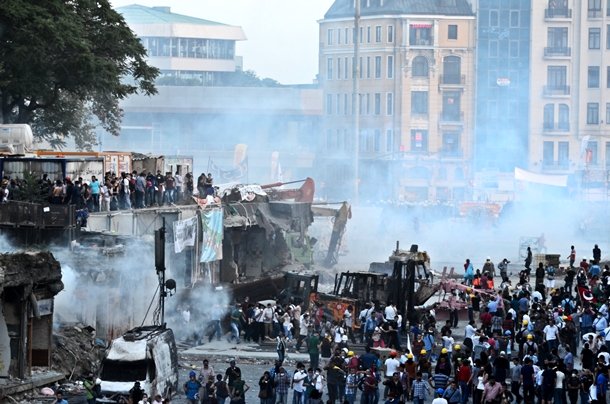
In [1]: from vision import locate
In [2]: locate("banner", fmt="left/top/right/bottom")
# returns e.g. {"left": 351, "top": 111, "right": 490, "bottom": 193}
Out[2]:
{"left": 173, "top": 216, "right": 197, "bottom": 253}
{"left": 210, "top": 157, "right": 248, "bottom": 181}
{"left": 200, "top": 208, "right": 223, "bottom": 262}
{"left": 514, "top": 167, "right": 568, "bottom": 187}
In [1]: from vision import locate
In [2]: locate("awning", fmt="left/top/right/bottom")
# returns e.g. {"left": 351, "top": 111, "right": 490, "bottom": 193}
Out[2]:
{"left": 514, "top": 167, "right": 568, "bottom": 187}
{"left": 410, "top": 24, "right": 432, "bottom": 28}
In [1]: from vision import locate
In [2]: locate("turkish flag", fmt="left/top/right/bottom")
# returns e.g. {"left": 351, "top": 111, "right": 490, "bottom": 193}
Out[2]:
{"left": 578, "top": 286, "right": 597, "bottom": 303}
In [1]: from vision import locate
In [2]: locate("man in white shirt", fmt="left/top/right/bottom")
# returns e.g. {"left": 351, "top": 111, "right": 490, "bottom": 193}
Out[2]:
{"left": 384, "top": 303, "right": 396, "bottom": 322}
{"left": 174, "top": 170, "right": 183, "bottom": 202}
{"left": 432, "top": 389, "right": 448, "bottom": 404}
{"left": 384, "top": 351, "right": 400, "bottom": 378}
{"left": 292, "top": 363, "right": 307, "bottom": 404}
{"left": 543, "top": 319, "right": 560, "bottom": 350}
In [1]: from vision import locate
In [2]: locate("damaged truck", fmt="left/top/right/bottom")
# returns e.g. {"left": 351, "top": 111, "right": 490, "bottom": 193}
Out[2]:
{"left": 96, "top": 326, "right": 178, "bottom": 402}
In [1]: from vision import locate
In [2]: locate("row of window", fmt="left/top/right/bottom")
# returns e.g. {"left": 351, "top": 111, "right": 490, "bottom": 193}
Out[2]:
{"left": 327, "top": 25, "right": 394, "bottom": 46}
{"left": 325, "top": 129, "right": 394, "bottom": 153}
{"left": 546, "top": 65, "right": 610, "bottom": 89}
{"left": 140, "top": 37, "right": 235, "bottom": 60}
{"left": 325, "top": 93, "right": 394, "bottom": 116}
{"left": 586, "top": 102, "right": 610, "bottom": 125}
{"left": 326, "top": 55, "right": 394, "bottom": 80}
{"left": 541, "top": 139, "right": 610, "bottom": 167}
{"left": 543, "top": 103, "right": 610, "bottom": 127}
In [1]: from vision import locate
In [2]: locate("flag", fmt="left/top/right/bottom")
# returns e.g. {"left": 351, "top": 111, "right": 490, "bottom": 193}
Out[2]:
{"left": 200, "top": 208, "right": 223, "bottom": 262}
{"left": 210, "top": 157, "right": 248, "bottom": 181}
{"left": 278, "top": 162, "right": 283, "bottom": 183}
{"left": 581, "top": 136, "right": 590, "bottom": 157}
{"left": 577, "top": 286, "right": 596, "bottom": 303}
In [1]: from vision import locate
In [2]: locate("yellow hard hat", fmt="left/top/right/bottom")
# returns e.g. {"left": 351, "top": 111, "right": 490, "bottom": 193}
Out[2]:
{"left": 441, "top": 348, "right": 448, "bottom": 354}
{"left": 562, "top": 316, "right": 567, "bottom": 320}
{"left": 527, "top": 334, "right": 533, "bottom": 339}
{"left": 348, "top": 351, "right": 354, "bottom": 357}
{"left": 454, "top": 344, "right": 461, "bottom": 350}
{"left": 407, "top": 353, "right": 414, "bottom": 359}
{"left": 466, "top": 288, "right": 472, "bottom": 293}
{"left": 523, "top": 320, "right": 529, "bottom": 325}
{"left": 420, "top": 349, "right": 427, "bottom": 355}
{"left": 551, "top": 289, "right": 556, "bottom": 293}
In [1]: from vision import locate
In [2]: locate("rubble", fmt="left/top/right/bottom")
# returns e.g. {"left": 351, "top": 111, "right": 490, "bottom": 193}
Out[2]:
{"left": 51, "top": 324, "right": 105, "bottom": 381}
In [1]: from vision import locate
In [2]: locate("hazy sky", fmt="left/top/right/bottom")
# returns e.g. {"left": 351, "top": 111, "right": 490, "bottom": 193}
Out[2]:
{"left": 110, "top": 0, "right": 336, "bottom": 84}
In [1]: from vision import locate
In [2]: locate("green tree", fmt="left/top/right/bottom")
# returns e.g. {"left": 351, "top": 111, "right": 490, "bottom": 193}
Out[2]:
{"left": 13, "top": 172, "right": 46, "bottom": 204}
{"left": 0, "top": 0, "right": 160, "bottom": 149}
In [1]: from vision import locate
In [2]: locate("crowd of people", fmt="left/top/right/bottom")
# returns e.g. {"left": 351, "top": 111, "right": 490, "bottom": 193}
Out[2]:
{"left": 177, "top": 244, "right": 610, "bottom": 404}
{"left": 0, "top": 171, "right": 219, "bottom": 212}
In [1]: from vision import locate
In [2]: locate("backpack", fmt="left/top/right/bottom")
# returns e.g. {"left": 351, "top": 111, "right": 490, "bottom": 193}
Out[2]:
{"left": 515, "top": 329, "right": 525, "bottom": 344}
{"left": 563, "top": 299, "right": 573, "bottom": 315}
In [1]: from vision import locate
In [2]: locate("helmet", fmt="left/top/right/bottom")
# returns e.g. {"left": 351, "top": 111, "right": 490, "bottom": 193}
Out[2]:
{"left": 487, "top": 256, "right": 491, "bottom": 260}
{"left": 562, "top": 316, "right": 568, "bottom": 320}
{"left": 407, "top": 353, "right": 414, "bottom": 359}
{"left": 437, "top": 388, "right": 445, "bottom": 395}
{"left": 551, "top": 289, "right": 556, "bottom": 293}
{"left": 420, "top": 349, "right": 427, "bottom": 355}
{"left": 602, "top": 331, "right": 606, "bottom": 337}
{"left": 441, "top": 348, "right": 448, "bottom": 354}
{"left": 347, "top": 351, "right": 354, "bottom": 357}
{"left": 568, "top": 316, "right": 573, "bottom": 321}
{"left": 454, "top": 344, "right": 461, "bottom": 350}
{"left": 466, "top": 288, "right": 472, "bottom": 293}
{"left": 390, "top": 350, "right": 397, "bottom": 356}
{"left": 583, "top": 256, "right": 587, "bottom": 260}
{"left": 189, "top": 370, "right": 197, "bottom": 377}
{"left": 505, "top": 330, "right": 512, "bottom": 335}
{"left": 523, "top": 320, "right": 529, "bottom": 325}
{"left": 527, "top": 334, "right": 533, "bottom": 339}
{"left": 343, "top": 348, "right": 349, "bottom": 354}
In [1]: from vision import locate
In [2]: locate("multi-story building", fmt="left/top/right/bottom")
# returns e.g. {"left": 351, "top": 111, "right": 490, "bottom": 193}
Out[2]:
{"left": 318, "top": 0, "right": 476, "bottom": 201}
{"left": 529, "top": 0, "right": 610, "bottom": 198}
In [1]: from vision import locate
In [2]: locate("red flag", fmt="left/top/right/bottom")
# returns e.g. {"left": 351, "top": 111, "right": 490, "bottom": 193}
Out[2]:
{"left": 578, "top": 286, "right": 597, "bottom": 303}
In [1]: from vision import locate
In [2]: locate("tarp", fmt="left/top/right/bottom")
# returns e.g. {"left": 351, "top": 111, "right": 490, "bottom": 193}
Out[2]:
{"left": 210, "top": 157, "right": 248, "bottom": 181}
{"left": 173, "top": 216, "right": 197, "bottom": 253}
{"left": 514, "top": 167, "right": 568, "bottom": 187}
{"left": 200, "top": 208, "right": 223, "bottom": 263}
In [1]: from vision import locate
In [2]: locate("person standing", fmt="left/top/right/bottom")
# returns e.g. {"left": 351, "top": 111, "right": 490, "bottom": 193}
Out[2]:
{"left": 184, "top": 370, "right": 203, "bottom": 404}
{"left": 411, "top": 372, "right": 431, "bottom": 404}
{"left": 228, "top": 306, "right": 242, "bottom": 344}
{"left": 135, "top": 172, "right": 146, "bottom": 209}
{"left": 525, "top": 248, "right": 533, "bottom": 273}
{"left": 597, "top": 367, "right": 608, "bottom": 404}
{"left": 174, "top": 170, "right": 183, "bottom": 202}
{"left": 464, "top": 259, "right": 474, "bottom": 286}
{"left": 363, "top": 369, "right": 379, "bottom": 404}
{"left": 84, "top": 372, "right": 97, "bottom": 404}
{"left": 594, "top": 244, "right": 602, "bottom": 264}
{"left": 308, "top": 331, "right": 320, "bottom": 371}
{"left": 567, "top": 246, "right": 576, "bottom": 268}
{"left": 89, "top": 176, "right": 101, "bottom": 212}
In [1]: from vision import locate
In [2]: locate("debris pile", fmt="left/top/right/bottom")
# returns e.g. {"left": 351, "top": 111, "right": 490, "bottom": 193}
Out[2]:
{"left": 51, "top": 324, "right": 105, "bottom": 380}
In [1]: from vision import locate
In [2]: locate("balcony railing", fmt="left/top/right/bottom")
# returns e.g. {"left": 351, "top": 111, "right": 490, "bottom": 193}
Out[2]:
{"left": 588, "top": 9, "right": 603, "bottom": 18}
{"left": 438, "top": 147, "right": 464, "bottom": 158}
{"left": 543, "top": 122, "right": 570, "bottom": 132}
{"left": 409, "top": 37, "right": 434, "bottom": 46}
{"left": 410, "top": 112, "right": 429, "bottom": 119}
{"left": 544, "top": 8, "right": 572, "bottom": 18}
{"left": 440, "top": 74, "right": 466, "bottom": 85}
{"left": 542, "top": 161, "right": 570, "bottom": 170}
{"left": 543, "top": 85, "right": 570, "bottom": 95}
{"left": 439, "top": 111, "right": 464, "bottom": 123}
{"left": 544, "top": 47, "right": 571, "bottom": 57}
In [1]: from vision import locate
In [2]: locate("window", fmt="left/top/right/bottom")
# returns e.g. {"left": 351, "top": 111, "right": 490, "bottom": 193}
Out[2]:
{"left": 367, "top": 26, "right": 371, "bottom": 43}
{"left": 548, "top": 27, "right": 568, "bottom": 51}
{"left": 489, "top": 101, "right": 498, "bottom": 118}
{"left": 374, "top": 129, "right": 381, "bottom": 152}
{"left": 412, "top": 56, "right": 429, "bottom": 77}
{"left": 607, "top": 25, "right": 610, "bottom": 49}
{"left": 375, "top": 26, "right": 382, "bottom": 43}
{"left": 360, "top": 27, "right": 363, "bottom": 44}
{"left": 387, "top": 55, "right": 394, "bottom": 78}
{"left": 326, "top": 94, "right": 333, "bottom": 115}
{"left": 509, "top": 41, "right": 519, "bottom": 57}
{"left": 344, "top": 93, "right": 348, "bottom": 115}
{"left": 337, "top": 94, "right": 341, "bottom": 115}
{"left": 345, "top": 28, "right": 349, "bottom": 45}
{"left": 374, "top": 93, "right": 381, "bottom": 115}
{"left": 509, "top": 101, "right": 518, "bottom": 118}
{"left": 448, "top": 25, "right": 458, "bottom": 40}
{"left": 547, "top": 66, "right": 567, "bottom": 87}
{"left": 366, "top": 93, "right": 370, "bottom": 115}
{"left": 589, "top": 141, "right": 598, "bottom": 164}
{"left": 366, "top": 56, "right": 371, "bottom": 79}
{"left": 607, "top": 103, "right": 610, "bottom": 125}
{"left": 411, "top": 130, "right": 428, "bottom": 151}
{"left": 327, "top": 58, "right": 333, "bottom": 80}
{"left": 359, "top": 57, "right": 363, "bottom": 78}
{"left": 344, "top": 57, "right": 349, "bottom": 79}
{"left": 386, "top": 129, "right": 393, "bottom": 152}
{"left": 344, "top": 129, "right": 349, "bottom": 151}
{"left": 589, "top": 0, "right": 602, "bottom": 10}
{"left": 337, "top": 58, "right": 342, "bottom": 80}
{"left": 374, "top": 56, "right": 382, "bottom": 78}
{"left": 442, "top": 92, "right": 461, "bottom": 121}
{"left": 443, "top": 56, "right": 461, "bottom": 84}
{"left": 608, "top": 67, "right": 610, "bottom": 88}
{"left": 589, "top": 28, "right": 601, "bottom": 49}
{"left": 336, "top": 130, "right": 341, "bottom": 151}
{"left": 387, "top": 93, "right": 394, "bottom": 115}
{"left": 559, "top": 104, "right": 569, "bottom": 130}
{"left": 510, "top": 11, "right": 519, "bottom": 27}
{"left": 388, "top": 25, "right": 394, "bottom": 43}
{"left": 543, "top": 104, "right": 554, "bottom": 129}
{"left": 588, "top": 103, "right": 599, "bottom": 124}
{"left": 490, "top": 11, "right": 499, "bottom": 27}
{"left": 359, "top": 130, "right": 366, "bottom": 151}
{"left": 442, "top": 132, "right": 460, "bottom": 156}
{"left": 359, "top": 93, "right": 363, "bottom": 115}
{"left": 489, "top": 40, "right": 498, "bottom": 57}
{"left": 411, "top": 91, "right": 429, "bottom": 115}
{"left": 588, "top": 66, "right": 600, "bottom": 88}
{"left": 327, "top": 29, "right": 333, "bottom": 45}
{"left": 337, "top": 28, "right": 342, "bottom": 45}
{"left": 558, "top": 142, "right": 569, "bottom": 167}
{"left": 543, "top": 141, "right": 554, "bottom": 164}
{"left": 409, "top": 27, "right": 433, "bottom": 46}
{"left": 326, "top": 130, "right": 333, "bottom": 150}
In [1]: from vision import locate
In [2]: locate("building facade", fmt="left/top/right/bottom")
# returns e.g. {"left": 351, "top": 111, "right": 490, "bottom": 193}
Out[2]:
{"left": 528, "top": 0, "right": 610, "bottom": 199}
{"left": 318, "top": 0, "right": 476, "bottom": 201}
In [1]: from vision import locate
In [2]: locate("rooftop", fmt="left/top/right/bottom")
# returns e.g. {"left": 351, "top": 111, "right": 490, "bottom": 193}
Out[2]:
{"left": 116, "top": 4, "right": 227, "bottom": 26}
{"left": 324, "top": 0, "right": 474, "bottom": 19}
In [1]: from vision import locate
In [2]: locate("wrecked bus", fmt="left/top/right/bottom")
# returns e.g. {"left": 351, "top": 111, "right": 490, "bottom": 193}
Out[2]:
{"left": 96, "top": 326, "right": 178, "bottom": 402}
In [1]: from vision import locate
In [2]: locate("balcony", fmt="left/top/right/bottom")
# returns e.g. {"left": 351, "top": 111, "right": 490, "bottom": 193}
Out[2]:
{"left": 588, "top": 9, "right": 603, "bottom": 18}
{"left": 439, "top": 111, "right": 465, "bottom": 124}
{"left": 409, "top": 36, "right": 434, "bottom": 47}
{"left": 543, "top": 122, "right": 570, "bottom": 132}
{"left": 542, "top": 161, "right": 570, "bottom": 171}
{"left": 544, "top": 8, "right": 572, "bottom": 19}
{"left": 544, "top": 47, "right": 571, "bottom": 57}
{"left": 543, "top": 85, "right": 570, "bottom": 96}
{"left": 410, "top": 112, "right": 429, "bottom": 121}
{"left": 438, "top": 147, "right": 464, "bottom": 158}
{"left": 439, "top": 74, "right": 466, "bottom": 86}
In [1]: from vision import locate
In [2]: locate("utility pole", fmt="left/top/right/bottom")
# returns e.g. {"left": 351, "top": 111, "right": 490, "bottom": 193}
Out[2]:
{"left": 352, "top": 0, "right": 360, "bottom": 202}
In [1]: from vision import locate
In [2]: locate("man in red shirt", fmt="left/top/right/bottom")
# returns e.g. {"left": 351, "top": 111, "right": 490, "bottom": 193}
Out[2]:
{"left": 480, "top": 308, "right": 492, "bottom": 329}
{"left": 457, "top": 359, "right": 472, "bottom": 404}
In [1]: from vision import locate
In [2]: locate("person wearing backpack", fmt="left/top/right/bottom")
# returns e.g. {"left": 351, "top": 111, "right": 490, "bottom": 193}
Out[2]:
{"left": 84, "top": 372, "right": 98, "bottom": 404}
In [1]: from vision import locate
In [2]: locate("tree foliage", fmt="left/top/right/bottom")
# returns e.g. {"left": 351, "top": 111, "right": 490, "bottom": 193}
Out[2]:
{"left": 220, "top": 69, "right": 283, "bottom": 88}
{"left": 0, "top": 0, "right": 160, "bottom": 149}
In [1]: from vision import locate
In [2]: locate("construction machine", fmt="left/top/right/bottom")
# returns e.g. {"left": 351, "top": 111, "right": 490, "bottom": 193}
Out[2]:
{"left": 311, "top": 202, "right": 351, "bottom": 268}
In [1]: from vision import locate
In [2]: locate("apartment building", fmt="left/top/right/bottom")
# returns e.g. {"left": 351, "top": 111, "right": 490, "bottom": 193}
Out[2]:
{"left": 529, "top": 0, "right": 610, "bottom": 198}
{"left": 318, "top": 0, "right": 476, "bottom": 201}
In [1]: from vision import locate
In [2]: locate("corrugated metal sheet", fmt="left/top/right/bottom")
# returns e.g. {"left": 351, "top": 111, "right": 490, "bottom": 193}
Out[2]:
{"left": 116, "top": 5, "right": 227, "bottom": 26}
{"left": 130, "top": 24, "right": 247, "bottom": 41}
{"left": 325, "top": 0, "right": 474, "bottom": 18}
